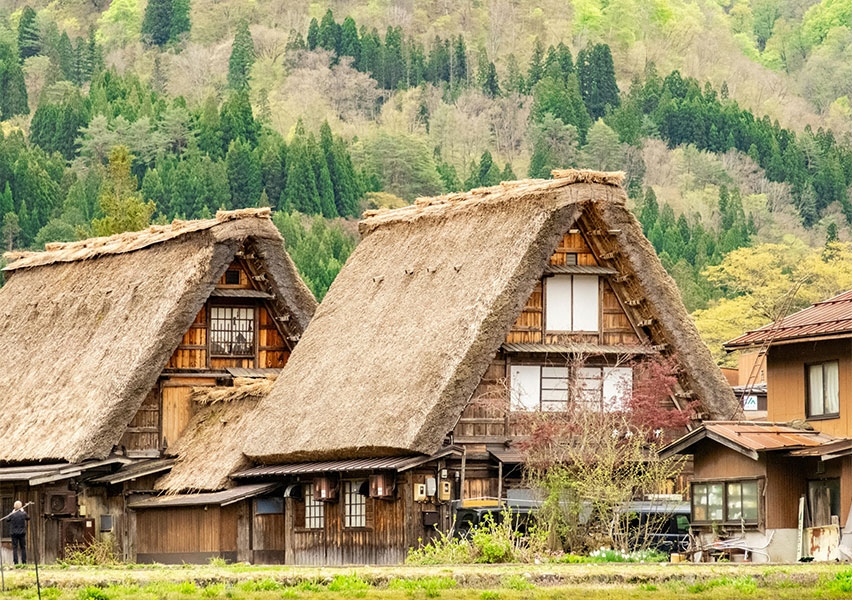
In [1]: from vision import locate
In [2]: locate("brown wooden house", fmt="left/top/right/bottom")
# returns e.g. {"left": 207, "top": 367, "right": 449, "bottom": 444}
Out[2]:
{"left": 663, "top": 290, "right": 852, "bottom": 562}
{"left": 0, "top": 208, "right": 315, "bottom": 563}
{"left": 231, "top": 169, "right": 735, "bottom": 564}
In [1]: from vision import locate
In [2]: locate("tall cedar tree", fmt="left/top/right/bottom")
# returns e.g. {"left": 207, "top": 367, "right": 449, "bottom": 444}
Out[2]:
{"left": 17, "top": 6, "right": 40, "bottom": 61}
{"left": 142, "top": 0, "right": 174, "bottom": 46}
{"left": 320, "top": 121, "right": 357, "bottom": 217}
{"left": 527, "top": 38, "right": 544, "bottom": 91}
{"left": 228, "top": 20, "right": 255, "bottom": 91}
{"left": 170, "top": 0, "right": 191, "bottom": 42}
{"left": 339, "top": 17, "right": 360, "bottom": 65}
{"left": 0, "top": 41, "right": 29, "bottom": 119}
{"left": 58, "top": 32, "right": 74, "bottom": 80}
{"left": 577, "top": 44, "right": 620, "bottom": 120}
{"left": 317, "top": 10, "right": 340, "bottom": 55}
{"left": 306, "top": 18, "right": 319, "bottom": 50}
{"left": 226, "top": 139, "right": 262, "bottom": 207}
{"left": 310, "top": 134, "right": 338, "bottom": 218}
{"left": 452, "top": 36, "right": 467, "bottom": 85}
{"left": 283, "top": 121, "right": 320, "bottom": 214}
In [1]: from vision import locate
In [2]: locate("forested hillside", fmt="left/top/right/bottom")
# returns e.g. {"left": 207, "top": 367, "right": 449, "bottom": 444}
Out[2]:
{"left": 2, "top": 0, "right": 852, "bottom": 363}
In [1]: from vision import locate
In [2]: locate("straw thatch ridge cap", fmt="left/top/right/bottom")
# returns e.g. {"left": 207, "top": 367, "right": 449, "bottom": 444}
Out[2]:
{"left": 157, "top": 378, "right": 275, "bottom": 493}
{"left": 4, "top": 207, "right": 272, "bottom": 271}
{"left": 358, "top": 174, "right": 625, "bottom": 236}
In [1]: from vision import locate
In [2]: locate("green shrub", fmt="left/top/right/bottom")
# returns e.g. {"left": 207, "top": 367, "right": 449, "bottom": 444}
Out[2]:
{"left": 479, "top": 592, "right": 500, "bottom": 600}
{"left": 389, "top": 577, "right": 457, "bottom": 597}
{"left": 501, "top": 575, "right": 534, "bottom": 590}
{"left": 327, "top": 573, "right": 370, "bottom": 596}
{"left": 202, "top": 583, "right": 226, "bottom": 597}
{"left": 825, "top": 568, "right": 852, "bottom": 593}
{"left": 78, "top": 587, "right": 110, "bottom": 600}
{"left": 239, "top": 578, "right": 282, "bottom": 592}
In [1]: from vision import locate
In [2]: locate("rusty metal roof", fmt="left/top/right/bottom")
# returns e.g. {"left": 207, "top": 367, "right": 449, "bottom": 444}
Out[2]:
{"left": 660, "top": 421, "right": 838, "bottom": 460}
{"left": 726, "top": 290, "right": 852, "bottom": 348}
{"left": 789, "top": 438, "right": 852, "bottom": 459}
{"left": 128, "top": 483, "right": 279, "bottom": 509}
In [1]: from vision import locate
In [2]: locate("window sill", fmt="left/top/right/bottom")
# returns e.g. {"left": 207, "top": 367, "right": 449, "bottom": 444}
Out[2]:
{"left": 806, "top": 414, "right": 840, "bottom": 422}
{"left": 294, "top": 527, "right": 324, "bottom": 533}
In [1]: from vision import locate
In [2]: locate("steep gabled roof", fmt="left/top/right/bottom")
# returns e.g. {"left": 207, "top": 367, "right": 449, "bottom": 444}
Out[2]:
{"left": 726, "top": 289, "right": 852, "bottom": 348}
{"left": 244, "top": 170, "right": 736, "bottom": 464}
{"left": 0, "top": 209, "right": 316, "bottom": 464}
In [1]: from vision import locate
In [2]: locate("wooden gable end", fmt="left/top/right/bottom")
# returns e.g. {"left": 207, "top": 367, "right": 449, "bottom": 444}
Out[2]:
{"left": 506, "top": 229, "right": 641, "bottom": 347}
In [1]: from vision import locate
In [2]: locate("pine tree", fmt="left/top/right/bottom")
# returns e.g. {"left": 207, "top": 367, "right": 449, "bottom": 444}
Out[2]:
{"left": 310, "top": 134, "right": 338, "bottom": 218}
{"left": 383, "top": 26, "right": 405, "bottom": 90}
{"left": 198, "top": 94, "right": 223, "bottom": 159}
{"left": 319, "top": 121, "right": 357, "bottom": 217}
{"left": 226, "top": 139, "right": 262, "bottom": 207}
{"left": 527, "top": 38, "right": 544, "bottom": 91}
{"left": 306, "top": 18, "right": 319, "bottom": 50}
{"left": 476, "top": 48, "right": 499, "bottom": 98}
{"left": 577, "top": 44, "right": 620, "bottom": 120}
{"left": 142, "top": 0, "right": 174, "bottom": 46}
{"left": 339, "top": 17, "right": 361, "bottom": 65}
{"left": 58, "top": 32, "right": 74, "bottom": 81}
{"left": 283, "top": 120, "right": 320, "bottom": 214}
{"left": 93, "top": 146, "right": 156, "bottom": 236}
{"left": 504, "top": 54, "right": 525, "bottom": 95}
{"left": 317, "top": 9, "right": 340, "bottom": 55}
{"left": 220, "top": 90, "right": 258, "bottom": 147}
{"left": 228, "top": 20, "right": 255, "bottom": 91}
{"left": 452, "top": 36, "right": 467, "bottom": 86}
{"left": 501, "top": 162, "right": 516, "bottom": 181}
{"left": 0, "top": 41, "right": 30, "bottom": 119}
{"left": 170, "top": 0, "right": 191, "bottom": 42}
{"left": 87, "top": 27, "right": 104, "bottom": 77}
{"left": 17, "top": 6, "right": 40, "bottom": 61}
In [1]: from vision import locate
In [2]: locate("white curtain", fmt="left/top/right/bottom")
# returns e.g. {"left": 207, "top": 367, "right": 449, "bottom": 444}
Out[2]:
{"left": 825, "top": 361, "right": 840, "bottom": 415}
{"left": 809, "top": 364, "right": 824, "bottom": 416}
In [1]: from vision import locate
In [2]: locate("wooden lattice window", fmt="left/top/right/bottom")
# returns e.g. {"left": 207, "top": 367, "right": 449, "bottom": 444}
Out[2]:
{"left": 304, "top": 484, "right": 324, "bottom": 530}
{"left": 210, "top": 306, "right": 255, "bottom": 356}
{"left": 344, "top": 480, "right": 366, "bottom": 528}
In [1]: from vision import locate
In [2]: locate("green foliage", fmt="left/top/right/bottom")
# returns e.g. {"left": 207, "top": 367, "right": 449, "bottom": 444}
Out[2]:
{"left": 327, "top": 572, "right": 371, "bottom": 596}
{"left": 17, "top": 6, "right": 40, "bottom": 60}
{"left": 0, "top": 33, "right": 29, "bottom": 119}
{"left": 228, "top": 20, "right": 255, "bottom": 91}
{"left": 388, "top": 577, "right": 457, "bottom": 598}
{"left": 78, "top": 587, "right": 110, "bottom": 600}
{"left": 92, "top": 146, "right": 156, "bottom": 236}
{"left": 501, "top": 575, "right": 534, "bottom": 591}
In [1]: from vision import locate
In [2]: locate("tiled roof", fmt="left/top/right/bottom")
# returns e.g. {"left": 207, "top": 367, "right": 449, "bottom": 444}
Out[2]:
{"left": 726, "top": 290, "right": 852, "bottom": 348}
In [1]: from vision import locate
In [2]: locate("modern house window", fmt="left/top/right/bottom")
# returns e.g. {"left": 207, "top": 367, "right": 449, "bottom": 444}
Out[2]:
{"left": 304, "top": 483, "right": 324, "bottom": 529}
{"left": 807, "top": 361, "right": 839, "bottom": 418}
{"left": 692, "top": 480, "right": 759, "bottom": 524}
{"left": 545, "top": 275, "right": 599, "bottom": 331}
{"left": 344, "top": 480, "right": 366, "bottom": 528}
{"left": 210, "top": 306, "right": 255, "bottom": 356}
{"left": 510, "top": 365, "right": 631, "bottom": 412}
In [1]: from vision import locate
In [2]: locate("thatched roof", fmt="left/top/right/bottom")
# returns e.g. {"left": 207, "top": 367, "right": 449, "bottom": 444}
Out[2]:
{"left": 245, "top": 170, "right": 736, "bottom": 463}
{"left": 0, "top": 209, "right": 316, "bottom": 464}
{"left": 156, "top": 378, "right": 274, "bottom": 493}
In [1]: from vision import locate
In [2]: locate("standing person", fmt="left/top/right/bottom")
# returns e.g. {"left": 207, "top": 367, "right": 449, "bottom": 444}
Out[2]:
{"left": 7, "top": 501, "right": 28, "bottom": 565}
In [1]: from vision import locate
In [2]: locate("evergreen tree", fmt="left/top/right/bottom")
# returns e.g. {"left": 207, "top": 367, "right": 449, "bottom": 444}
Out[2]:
{"left": 197, "top": 94, "right": 223, "bottom": 159}
{"left": 0, "top": 41, "right": 29, "bottom": 119}
{"left": 225, "top": 139, "right": 262, "bottom": 207}
{"left": 142, "top": 0, "right": 174, "bottom": 46}
{"left": 87, "top": 27, "right": 104, "bottom": 77}
{"left": 339, "top": 17, "right": 361, "bottom": 65}
{"left": 476, "top": 48, "right": 499, "bottom": 98}
{"left": 93, "top": 146, "right": 156, "bottom": 236}
{"left": 306, "top": 18, "right": 319, "bottom": 51}
{"left": 527, "top": 38, "right": 544, "bottom": 91}
{"left": 310, "top": 134, "right": 338, "bottom": 218}
{"left": 228, "top": 20, "right": 255, "bottom": 91}
{"left": 170, "top": 0, "right": 191, "bottom": 42}
{"left": 382, "top": 26, "right": 405, "bottom": 89}
{"left": 452, "top": 35, "right": 467, "bottom": 86}
{"left": 504, "top": 53, "right": 525, "bottom": 95}
{"left": 17, "top": 6, "right": 40, "bottom": 61}
{"left": 219, "top": 90, "right": 258, "bottom": 147}
{"left": 283, "top": 120, "right": 320, "bottom": 214}
{"left": 58, "top": 32, "right": 74, "bottom": 81}
{"left": 259, "top": 135, "right": 287, "bottom": 204}
{"left": 501, "top": 162, "right": 516, "bottom": 180}
{"left": 320, "top": 121, "right": 357, "bottom": 217}
{"left": 317, "top": 9, "right": 340, "bottom": 55}
{"left": 577, "top": 44, "right": 620, "bottom": 120}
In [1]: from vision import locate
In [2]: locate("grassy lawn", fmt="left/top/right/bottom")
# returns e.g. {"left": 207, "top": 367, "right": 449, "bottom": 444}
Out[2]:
{"left": 0, "top": 563, "right": 847, "bottom": 599}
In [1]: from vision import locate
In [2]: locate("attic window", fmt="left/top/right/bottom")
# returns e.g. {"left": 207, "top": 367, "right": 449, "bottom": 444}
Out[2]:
{"left": 210, "top": 307, "right": 255, "bottom": 356}
{"left": 224, "top": 269, "right": 241, "bottom": 285}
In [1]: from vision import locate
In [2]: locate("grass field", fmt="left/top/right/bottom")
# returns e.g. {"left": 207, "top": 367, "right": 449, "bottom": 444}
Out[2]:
{"left": 0, "top": 563, "right": 847, "bottom": 599}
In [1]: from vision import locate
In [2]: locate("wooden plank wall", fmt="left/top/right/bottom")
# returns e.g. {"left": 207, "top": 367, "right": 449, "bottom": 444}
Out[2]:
{"left": 259, "top": 307, "right": 288, "bottom": 368}
{"left": 166, "top": 309, "right": 207, "bottom": 369}
{"left": 136, "top": 507, "right": 224, "bottom": 554}
{"left": 766, "top": 339, "right": 852, "bottom": 437}
{"left": 119, "top": 387, "right": 159, "bottom": 451}
{"left": 161, "top": 378, "right": 216, "bottom": 449}
{"left": 506, "top": 231, "right": 639, "bottom": 346}
{"left": 454, "top": 355, "right": 508, "bottom": 441}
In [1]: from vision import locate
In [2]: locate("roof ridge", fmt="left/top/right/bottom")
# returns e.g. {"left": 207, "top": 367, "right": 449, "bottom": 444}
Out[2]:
{"left": 4, "top": 207, "right": 272, "bottom": 271}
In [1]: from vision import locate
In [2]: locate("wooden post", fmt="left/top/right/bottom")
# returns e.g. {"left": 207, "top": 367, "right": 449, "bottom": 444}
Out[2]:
{"left": 459, "top": 448, "right": 467, "bottom": 504}
{"left": 283, "top": 497, "right": 294, "bottom": 565}
{"left": 497, "top": 461, "right": 503, "bottom": 504}
{"left": 236, "top": 501, "right": 251, "bottom": 563}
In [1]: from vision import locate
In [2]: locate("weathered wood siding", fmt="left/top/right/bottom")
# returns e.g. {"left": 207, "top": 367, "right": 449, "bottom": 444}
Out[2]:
{"left": 166, "top": 308, "right": 208, "bottom": 369}
{"left": 766, "top": 339, "right": 852, "bottom": 437}
{"left": 119, "top": 387, "right": 159, "bottom": 452}
{"left": 135, "top": 505, "right": 238, "bottom": 563}
{"left": 454, "top": 355, "right": 508, "bottom": 442}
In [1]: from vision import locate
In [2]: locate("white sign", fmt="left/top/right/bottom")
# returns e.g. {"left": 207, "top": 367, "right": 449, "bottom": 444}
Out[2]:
{"left": 743, "top": 395, "right": 759, "bottom": 411}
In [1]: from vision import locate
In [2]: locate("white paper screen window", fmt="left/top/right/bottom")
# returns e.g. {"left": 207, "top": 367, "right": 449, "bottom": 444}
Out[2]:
{"left": 510, "top": 365, "right": 541, "bottom": 411}
{"left": 603, "top": 367, "right": 633, "bottom": 411}
{"left": 572, "top": 275, "right": 599, "bottom": 331}
{"left": 544, "top": 275, "right": 573, "bottom": 331}
{"left": 541, "top": 366, "right": 570, "bottom": 411}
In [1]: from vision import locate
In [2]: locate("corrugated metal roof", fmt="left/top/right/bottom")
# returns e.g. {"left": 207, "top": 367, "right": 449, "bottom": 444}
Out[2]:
{"left": 128, "top": 483, "right": 279, "bottom": 509}
{"left": 726, "top": 289, "right": 852, "bottom": 348}
{"left": 789, "top": 438, "right": 852, "bottom": 458}
{"left": 705, "top": 422, "right": 835, "bottom": 450}
{"left": 544, "top": 265, "right": 618, "bottom": 275}
{"left": 233, "top": 456, "right": 424, "bottom": 478}
{"left": 732, "top": 383, "right": 767, "bottom": 395}
{"left": 502, "top": 343, "right": 654, "bottom": 355}
{"left": 210, "top": 289, "right": 273, "bottom": 299}
{"left": 487, "top": 445, "right": 524, "bottom": 463}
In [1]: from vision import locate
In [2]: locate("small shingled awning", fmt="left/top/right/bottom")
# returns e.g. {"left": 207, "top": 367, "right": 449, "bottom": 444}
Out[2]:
{"left": 543, "top": 264, "right": 618, "bottom": 276}
{"left": 225, "top": 367, "right": 281, "bottom": 378}
{"left": 128, "top": 483, "right": 280, "bottom": 509}
{"left": 502, "top": 342, "right": 655, "bottom": 355}
{"left": 487, "top": 445, "right": 525, "bottom": 464}
{"left": 89, "top": 459, "right": 174, "bottom": 485}
{"left": 210, "top": 289, "right": 274, "bottom": 299}
{"left": 0, "top": 457, "right": 133, "bottom": 485}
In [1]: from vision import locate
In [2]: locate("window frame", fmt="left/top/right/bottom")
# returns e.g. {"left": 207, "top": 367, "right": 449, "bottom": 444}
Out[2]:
{"left": 690, "top": 477, "right": 763, "bottom": 526}
{"left": 509, "top": 362, "right": 632, "bottom": 413}
{"left": 805, "top": 360, "right": 840, "bottom": 420}
{"left": 543, "top": 274, "right": 600, "bottom": 333}
{"left": 209, "top": 304, "right": 257, "bottom": 358}
{"left": 303, "top": 482, "right": 325, "bottom": 530}
{"left": 343, "top": 480, "right": 368, "bottom": 529}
